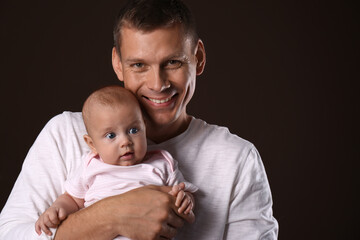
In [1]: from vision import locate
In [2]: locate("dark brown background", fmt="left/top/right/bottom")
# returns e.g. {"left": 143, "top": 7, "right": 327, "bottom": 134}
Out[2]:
{"left": 0, "top": 0, "right": 358, "bottom": 239}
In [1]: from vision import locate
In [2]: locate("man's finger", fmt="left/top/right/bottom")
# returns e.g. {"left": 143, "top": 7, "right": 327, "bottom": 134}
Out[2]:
{"left": 147, "top": 185, "right": 173, "bottom": 193}
{"left": 160, "top": 222, "right": 178, "bottom": 239}
{"left": 166, "top": 210, "right": 184, "bottom": 228}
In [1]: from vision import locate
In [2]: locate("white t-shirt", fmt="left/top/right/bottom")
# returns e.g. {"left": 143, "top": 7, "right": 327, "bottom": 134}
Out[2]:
{"left": 0, "top": 112, "right": 278, "bottom": 239}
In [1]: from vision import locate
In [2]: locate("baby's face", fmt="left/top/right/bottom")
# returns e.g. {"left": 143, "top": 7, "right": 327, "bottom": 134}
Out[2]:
{"left": 87, "top": 101, "right": 147, "bottom": 166}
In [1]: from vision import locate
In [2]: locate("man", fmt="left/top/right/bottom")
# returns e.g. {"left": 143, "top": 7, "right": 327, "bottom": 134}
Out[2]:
{"left": 0, "top": 0, "right": 278, "bottom": 239}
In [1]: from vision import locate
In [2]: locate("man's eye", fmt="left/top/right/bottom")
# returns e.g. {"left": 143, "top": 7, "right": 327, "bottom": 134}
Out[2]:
{"left": 165, "top": 60, "right": 182, "bottom": 69}
{"left": 131, "top": 63, "right": 148, "bottom": 72}
{"left": 105, "top": 133, "right": 116, "bottom": 139}
{"left": 128, "top": 128, "right": 139, "bottom": 134}
{"left": 133, "top": 63, "right": 144, "bottom": 68}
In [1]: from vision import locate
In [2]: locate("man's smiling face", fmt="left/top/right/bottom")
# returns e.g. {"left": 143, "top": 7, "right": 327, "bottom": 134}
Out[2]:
{"left": 113, "top": 24, "right": 205, "bottom": 140}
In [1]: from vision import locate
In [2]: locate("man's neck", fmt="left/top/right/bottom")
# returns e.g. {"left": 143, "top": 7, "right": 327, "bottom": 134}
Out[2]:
{"left": 146, "top": 115, "right": 192, "bottom": 144}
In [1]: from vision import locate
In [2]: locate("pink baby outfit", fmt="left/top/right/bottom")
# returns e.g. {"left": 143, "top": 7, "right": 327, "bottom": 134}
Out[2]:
{"left": 65, "top": 150, "right": 198, "bottom": 240}
{"left": 64, "top": 150, "right": 198, "bottom": 207}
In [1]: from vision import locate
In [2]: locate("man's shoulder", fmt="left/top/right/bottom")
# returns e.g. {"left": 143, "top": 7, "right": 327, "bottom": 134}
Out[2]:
{"left": 190, "top": 117, "right": 253, "bottom": 149}
{"left": 47, "top": 111, "right": 82, "bottom": 123}
{"left": 46, "top": 111, "right": 83, "bottom": 128}
{"left": 183, "top": 118, "right": 257, "bottom": 167}
{"left": 43, "top": 111, "right": 86, "bottom": 138}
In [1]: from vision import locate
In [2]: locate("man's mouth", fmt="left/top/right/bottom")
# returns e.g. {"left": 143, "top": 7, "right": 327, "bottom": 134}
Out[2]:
{"left": 144, "top": 94, "right": 177, "bottom": 105}
{"left": 148, "top": 96, "right": 172, "bottom": 104}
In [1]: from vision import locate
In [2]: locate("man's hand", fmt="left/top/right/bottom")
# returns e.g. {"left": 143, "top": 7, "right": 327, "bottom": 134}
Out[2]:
{"left": 55, "top": 185, "right": 194, "bottom": 240}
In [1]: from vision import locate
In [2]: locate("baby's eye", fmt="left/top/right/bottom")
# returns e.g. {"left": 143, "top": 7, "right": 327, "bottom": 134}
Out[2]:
{"left": 128, "top": 128, "right": 139, "bottom": 134}
{"left": 105, "top": 132, "right": 116, "bottom": 139}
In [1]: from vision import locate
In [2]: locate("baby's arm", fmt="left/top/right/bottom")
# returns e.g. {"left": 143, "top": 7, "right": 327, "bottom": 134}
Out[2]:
{"left": 168, "top": 182, "right": 195, "bottom": 215}
{"left": 35, "top": 192, "right": 84, "bottom": 236}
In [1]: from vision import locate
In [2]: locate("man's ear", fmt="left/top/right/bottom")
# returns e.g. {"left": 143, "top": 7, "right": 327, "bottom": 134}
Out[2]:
{"left": 112, "top": 47, "right": 124, "bottom": 81}
{"left": 84, "top": 135, "right": 98, "bottom": 154}
{"left": 195, "top": 39, "right": 206, "bottom": 75}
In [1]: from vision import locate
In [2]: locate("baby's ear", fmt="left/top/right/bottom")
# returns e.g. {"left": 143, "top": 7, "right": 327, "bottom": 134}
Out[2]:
{"left": 83, "top": 135, "right": 97, "bottom": 154}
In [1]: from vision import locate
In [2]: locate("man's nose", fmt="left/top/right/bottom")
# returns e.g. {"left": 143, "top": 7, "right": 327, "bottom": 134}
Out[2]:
{"left": 146, "top": 66, "right": 170, "bottom": 92}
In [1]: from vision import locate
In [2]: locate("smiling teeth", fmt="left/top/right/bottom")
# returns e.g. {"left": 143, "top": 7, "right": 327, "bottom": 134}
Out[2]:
{"left": 148, "top": 97, "right": 172, "bottom": 104}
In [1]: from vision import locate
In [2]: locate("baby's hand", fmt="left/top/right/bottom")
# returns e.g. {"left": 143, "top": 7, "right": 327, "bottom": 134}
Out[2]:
{"left": 35, "top": 206, "right": 67, "bottom": 236}
{"left": 169, "top": 183, "right": 195, "bottom": 215}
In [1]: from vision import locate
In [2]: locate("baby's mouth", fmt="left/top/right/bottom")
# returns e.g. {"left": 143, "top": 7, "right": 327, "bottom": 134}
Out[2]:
{"left": 121, "top": 151, "right": 134, "bottom": 159}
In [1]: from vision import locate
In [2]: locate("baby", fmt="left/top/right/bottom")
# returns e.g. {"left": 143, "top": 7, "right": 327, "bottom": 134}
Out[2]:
{"left": 35, "top": 85, "right": 198, "bottom": 238}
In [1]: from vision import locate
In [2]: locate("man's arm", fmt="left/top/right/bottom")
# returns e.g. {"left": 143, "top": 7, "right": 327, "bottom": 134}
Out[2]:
{"left": 55, "top": 186, "right": 194, "bottom": 240}
{"left": 0, "top": 114, "right": 73, "bottom": 239}
{"left": 223, "top": 146, "right": 278, "bottom": 239}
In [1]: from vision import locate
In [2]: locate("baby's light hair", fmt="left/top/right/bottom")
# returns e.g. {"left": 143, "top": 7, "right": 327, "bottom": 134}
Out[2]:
{"left": 82, "top": 85, "right": 140, "bottom": 135}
